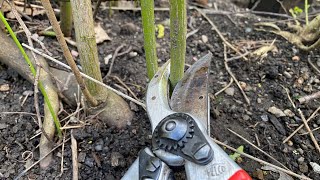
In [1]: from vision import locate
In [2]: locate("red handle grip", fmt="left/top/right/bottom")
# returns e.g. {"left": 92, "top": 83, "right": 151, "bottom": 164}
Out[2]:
{"left": 229, "top": 170, "right": 252, "bottom": 180}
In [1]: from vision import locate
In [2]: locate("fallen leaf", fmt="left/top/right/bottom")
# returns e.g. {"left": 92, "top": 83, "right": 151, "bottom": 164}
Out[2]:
{"left": 156, "top": 24, "right": 165, "bottom": 38}
{"left": 94, "top": 23, "right": 111, "bottom": 44}
{"left": 261, "top": 165, "right": 294, "bottom": 180}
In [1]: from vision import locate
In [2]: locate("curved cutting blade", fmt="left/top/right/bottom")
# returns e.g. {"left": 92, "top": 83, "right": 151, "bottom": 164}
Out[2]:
{"left": 170, "top": 52, "right": 212, "bottom": 134}
{"left": 146, "top": 60, "right": 175, "bottom": 132}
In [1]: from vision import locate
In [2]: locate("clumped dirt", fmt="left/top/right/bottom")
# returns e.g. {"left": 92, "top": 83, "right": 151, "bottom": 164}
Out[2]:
{"left": 1, "top": 0, "right": 320, "bottom": 179}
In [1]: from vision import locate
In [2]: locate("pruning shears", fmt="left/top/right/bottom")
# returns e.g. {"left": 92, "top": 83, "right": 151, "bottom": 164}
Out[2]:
{"left": 122, "top": 53, "right": 251, "bottom": 180}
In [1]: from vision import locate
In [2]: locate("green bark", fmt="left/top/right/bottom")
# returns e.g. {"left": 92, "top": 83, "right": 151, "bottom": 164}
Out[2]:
{"left": 141, "top": 0, "right": 158, "bottom": 79}
{"left": 70, "top": 0, "right": 104, "bottom": 99}
{"left": 169, "top": 0, "right": 187, "bottom": 88}
{"left": 60, "top": 0, "right": 73, "bottom": 37}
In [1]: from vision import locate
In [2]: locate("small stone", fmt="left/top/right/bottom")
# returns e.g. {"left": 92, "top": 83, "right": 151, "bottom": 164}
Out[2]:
{"left": 303, "top": 85, "right": 313, "bottom": 93}
{"left": 283, "top": 71, "right": 292, "bottom": 79}
{"left": 128, "top": 51, "right": 138, "bottom": 58}
{"left": 297, "top": 157, "right": 305, "bottom": 163}
{"left": 299, "top": 163, "right": 309, "bottom": 173}
{"left": 201, "top": 35, "right": 208, "bottom": 43}
{"left": 260, "top": 114, "right": 269, "bottom": 122}
{"left": 129, "top": 101, "right": 139, "bottom": 112}
{"left": 104, "top": 54, "right": 112, "bottom": 65}
{"left": 316, "top": 118, "right": 320, "bottom": 125}
{"left": 0, "top": 123, "right": 7, "bottom": 129}
{"left": 292, "top": 56, "right": 300, "bottom": 61}
{"left": 245, "top": 27, "right": 252, "bottom": 33}
{"left": 268, "top": 106, "right": 286, "bottom": 117}
{"left": 69, "top": 116, "right": 78, "bottom": 123}
{"left": 297, "top": 148, "right": 304, "bottom": 154}
{"left": 0, "top": 84, "right": 10, "bottom": 92}
{"left": 284, "top": 109, "right": 295, "bottom": 117}
{"left": 257, "top": 98, "right": 262, "bottom": 104}
{"left": 224, "top": 87, "right": 235, "bottom": 96}
{"left": 22, "top": 90, "right": 33, "bottom": 96}
{"left": 310, "top": 162, "right": 320, "bottom": 174}
{"left": 317, "top": 59, "right": 320, "bottom": 67}
{"left": 294, "top": 77, "right": 304, "bottom": 88}
{"left": 84, "top": 157, "right": 94, "bottom": 167}
{"left": 95, "top": 144, "right": 103, "bottom": 151}
{"left": 71, "top": 50, "right": 79, "bottom": 57}
{"left": 301, "top": 144, "right": 308, "bottom": 150}
{"left": 242, "top": 114, "right": 250, "bottom": 121}
{"left": 282, "top": 147, "right": 289, "bottom": 153}
{"left": 78, "top": 152, "right": 86, "bottom": 163}
{"left": 287, "top": 140, "right": 293, "bottom": 146}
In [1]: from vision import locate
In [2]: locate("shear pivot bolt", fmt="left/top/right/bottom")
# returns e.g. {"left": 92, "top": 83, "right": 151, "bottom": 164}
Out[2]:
{"left": 193, "top": 144, "right": 211, "bottom": 161}
{"left": 165, "top": 121, "right": 176, "bottom": 131}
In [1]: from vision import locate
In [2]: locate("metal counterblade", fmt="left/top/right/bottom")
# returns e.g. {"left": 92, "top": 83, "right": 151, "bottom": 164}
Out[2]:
{"left": 170, "top": 52, "right": 212, "bottom": 134}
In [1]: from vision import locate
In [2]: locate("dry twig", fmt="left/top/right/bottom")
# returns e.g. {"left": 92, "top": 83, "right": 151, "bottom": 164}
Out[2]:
{"left": 214, "top": 77, "right": 233, "bottom": 96}
{"left": 71, "top": 130, "right": 78, "bottom": 180}
{"left": 223, "top": 44, "right": 250, "bottom": 104}
{"left": 228, "top": 129, "right": 290, "bottom": 170}
{"left": 283, "top": 106, "right": 320, "bottom": 143}
{"left": 22, "top": 44, "right": 146, "bottom": 108}
{"left": 14, "top": 138, "right": 70, "bottom": 180}
{"left": 297, "top": 108, "right": 320, "bottom": 154}
{"left": 105, "top": 44, "right": 125, "bottom": 78}
{"left": 195, "top": 7, "right": 248, "bottom": 61}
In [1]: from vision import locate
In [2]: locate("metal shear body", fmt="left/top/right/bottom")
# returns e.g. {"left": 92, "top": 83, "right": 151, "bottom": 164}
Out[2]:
{"left": 122, "top": 53, "right": 251, "bottom": 180}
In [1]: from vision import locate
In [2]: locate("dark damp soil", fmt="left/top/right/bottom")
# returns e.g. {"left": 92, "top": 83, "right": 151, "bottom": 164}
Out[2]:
{"left": 1, "top": 0, "right": 320, "bottom": 179}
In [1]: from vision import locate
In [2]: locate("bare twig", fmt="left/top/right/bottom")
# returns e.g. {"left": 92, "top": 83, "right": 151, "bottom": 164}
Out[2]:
{"left": 71, "top": 130, "right": 78, "bottom": 180}
{"left": 283, "top": 106, "right": 320, "bottom": 143}
{"left": 186, "top": 28, "right": 199, "bottom": 39}
{"left": 300, "top": 126, "right": 320, "bottom": 135}
{"left": 297, "top": 108, "right": 320, "bottom": 154}
{"left": 228, "top": 129, "right": 290, "bottom": 170}
{"left": 195, "top": 7, "right": 248, "bottom": 61}
{"left": 58, "top": 134, "right": 66, "bottom": 177}
{"left": 214, "top": 77, "right": 234, "bottom": 96}
{"left": 105, "top": 44, "right": 125, "bottom": 78}
{"left": 14, "top": 138, "right": 70, "bottom": 180}
{"left": 226, "top": 51, "right": 250, "bottom": 62}
{"left": 40, "top": 0, "right": 98, "bottom": 106}
{"left": 298, "top": 91, "right": 320, "bottom": 104}
{"left": 22, "top": 44, "right": 146, "bottom": 108}
{"left": 0, "top": 111, "right": 39, "bottom": 116}
{"left": 281, "top": 85, "right": 296, "bottom": 109}
{"left": 213, "top": 139, "right": 311, "bottom": 180}
{"left": 111, "top": 75, "right": 139, "bottom": 101}
{"left": 307, "top": 56, "right": 320, "bottom": 74}
{"left": 223, "top": 44, "right": 250, "bottom": 104}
